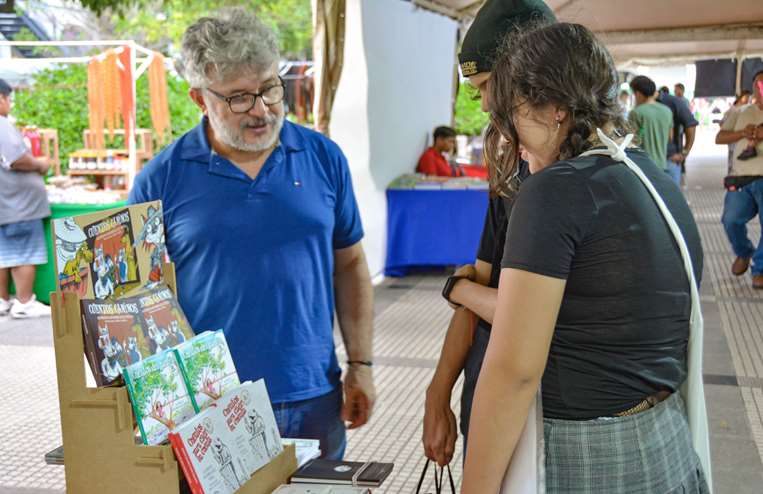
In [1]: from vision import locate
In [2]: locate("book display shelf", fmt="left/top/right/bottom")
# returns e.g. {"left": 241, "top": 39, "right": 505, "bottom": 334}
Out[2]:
{"left": 50, "top": 263, "right": 298, "bottom": 493}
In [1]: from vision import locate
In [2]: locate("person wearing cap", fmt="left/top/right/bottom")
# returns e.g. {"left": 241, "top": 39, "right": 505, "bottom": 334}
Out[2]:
{"left": 129, "top": 9, "right": 374, "bottom": 459}
{"left": 423, "top": 0, "right": 555, "bottom": 467}
{"left": 0, "top": 78, "right": 52, "bottom": 319}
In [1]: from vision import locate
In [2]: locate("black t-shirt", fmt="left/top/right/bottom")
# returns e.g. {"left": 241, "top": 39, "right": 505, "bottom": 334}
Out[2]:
{"left": 657, "top": 93, "right": 699, "bottom": 157}
{"left": 501, "top": 148, "right": 703, "bottom": 420}
{"left": 475, "top": 162, "right": 530, "bottom": 333}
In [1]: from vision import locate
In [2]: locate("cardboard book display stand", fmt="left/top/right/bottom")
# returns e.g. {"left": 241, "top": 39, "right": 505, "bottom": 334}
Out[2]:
{"left": 50, "top": 263, "right": 298, "bottom": 493}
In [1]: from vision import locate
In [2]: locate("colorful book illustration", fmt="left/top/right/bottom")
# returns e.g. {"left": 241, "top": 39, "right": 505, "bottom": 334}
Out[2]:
{"left": 169, "top": 406, "right": 246, "bottom": 494}
{"left": 136, "top": 284, "right": 194, "bottom": 354}
{"left": 123, "top": 349, "right": 198, "bottom": 445}
{"left": 175, "top": 331, "right": 240, "bottom": 410}
{"left": 52, "top": 200, "right": 167, "bottom": 299}
{"left": 80, "top": 284, "right": 194, "bottom": 387}
{"left": 217, "top": 380, "right": 283, "bottom": 478}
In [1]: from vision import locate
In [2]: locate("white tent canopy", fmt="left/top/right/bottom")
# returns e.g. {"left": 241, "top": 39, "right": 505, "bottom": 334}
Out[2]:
{"left": 415, "top": 0, "right": 763, "bottom": 66}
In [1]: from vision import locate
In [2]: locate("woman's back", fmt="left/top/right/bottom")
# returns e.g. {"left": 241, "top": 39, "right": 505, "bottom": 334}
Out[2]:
{"left": 502, "top": 147, "right": 703, "bottom": 420}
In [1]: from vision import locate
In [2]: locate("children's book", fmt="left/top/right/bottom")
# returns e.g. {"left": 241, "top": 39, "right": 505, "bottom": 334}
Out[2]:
{"left": 52, "top": 200, "right": 167, "bottom": 299}
{"left": 81, "top": 284, "right": 194, "bottom": 387}
{"left": 123, "top": 349, "right": 198, "bottom": 445}
{"left": 169, "top": 406, "right": 247, "bottom": 494}
{"left": 136, "top": 284, "right": 195, "bottom": 354}
{"left": 175, "top": 331, "right": 240, "bottom": 410}
{"left": 216, "top": 380, "right": 283, "bottom": 478}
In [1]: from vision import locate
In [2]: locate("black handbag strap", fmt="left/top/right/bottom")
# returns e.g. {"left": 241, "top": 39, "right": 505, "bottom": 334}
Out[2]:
{"left": 415, "top": 460, "right": 456, "bottom": 494}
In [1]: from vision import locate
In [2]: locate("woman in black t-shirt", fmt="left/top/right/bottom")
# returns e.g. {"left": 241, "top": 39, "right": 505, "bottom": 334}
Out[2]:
{"left": 460, "top": 23, "right": 709, "bottom": 493}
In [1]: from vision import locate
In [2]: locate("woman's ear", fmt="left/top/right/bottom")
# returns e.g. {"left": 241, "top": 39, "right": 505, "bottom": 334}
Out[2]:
{"left": 555, "top": 107, "right": 569, "bottom": 125}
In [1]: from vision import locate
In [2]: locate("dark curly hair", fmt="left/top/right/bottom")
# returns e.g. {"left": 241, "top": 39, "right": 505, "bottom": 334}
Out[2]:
{"left": 485, "top": 22, "right": 629, "bottom": 197}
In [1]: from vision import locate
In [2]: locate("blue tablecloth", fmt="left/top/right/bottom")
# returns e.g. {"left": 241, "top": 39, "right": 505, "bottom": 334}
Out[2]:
{"left": 385, "top": 189, "right": 489, "bottom": 276}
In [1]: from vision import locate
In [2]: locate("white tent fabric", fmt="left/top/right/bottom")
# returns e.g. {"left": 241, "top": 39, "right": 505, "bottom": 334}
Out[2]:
{"left": 415, "top": 0, "right": 763, "bottom": 66}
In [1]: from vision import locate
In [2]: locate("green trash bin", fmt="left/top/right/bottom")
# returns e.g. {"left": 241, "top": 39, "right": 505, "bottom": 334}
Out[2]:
{"left": 9, "top": 200, "right": 127, "bottom": 305}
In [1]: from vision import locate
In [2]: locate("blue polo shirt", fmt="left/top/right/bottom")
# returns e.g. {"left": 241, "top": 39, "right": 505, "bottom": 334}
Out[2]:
{"left": 128, "top": 119, "right": 364, "bottom": 403}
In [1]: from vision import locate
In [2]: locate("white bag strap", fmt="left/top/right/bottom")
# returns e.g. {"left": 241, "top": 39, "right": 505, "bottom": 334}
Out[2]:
{"left": 580, "top": 129, "right": 712, "bottom": 490}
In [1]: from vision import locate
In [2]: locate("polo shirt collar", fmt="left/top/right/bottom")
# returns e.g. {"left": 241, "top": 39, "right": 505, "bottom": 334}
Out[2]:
{"left": 179, "top": 117, "right": 305, "bottom": 164}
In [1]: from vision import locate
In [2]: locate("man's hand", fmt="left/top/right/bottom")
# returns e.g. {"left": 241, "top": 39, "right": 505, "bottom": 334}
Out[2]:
{"left": 448, "top": 264, "right": 476, "bottom": 310}
{"left": 669, "top": 153, "right": 684, "bottom": 163}
{"left": 755, "top": 125, "right": 763, "bottom": 141}
{"left": 341, "top": 364, "right": 375, "bottom": 429}
{"left": 744, "top": 124, "right": 757, "bottom": 140}
{"left": 423, "top": 387, "right": 458, "bottom": 466}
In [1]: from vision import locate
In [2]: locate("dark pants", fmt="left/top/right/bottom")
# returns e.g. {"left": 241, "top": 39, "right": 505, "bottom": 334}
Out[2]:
{"left": 459, "top": 324, "right": 490, "bottom": 454}
{"left": 273, "top": 386, "right": 346, "bottom": 460}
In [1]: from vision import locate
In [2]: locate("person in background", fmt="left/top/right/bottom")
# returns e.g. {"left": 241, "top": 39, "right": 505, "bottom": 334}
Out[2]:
{"left": 629, "top": 75, "right": 676, "bottom": 184}
{"left": 416, "top": 126, "right": 461, "bottom": 177}
{"left": 658, "top": 86, "right": 698, "bottom": 188}
{"left": 721, "top": 91, "right": 753, "bottom": 172}
{"left": 716, "top": 70, "right": 763, "bottom": 289}
{"left": 675, "top": 82, "right": 690, "bottom": 107}
{"left": 423, "top": 0, "right": 556, "bottom": 467}
{"left": 0, "top": 78, "right": 52, "bottom": 319}
{"left": 129, "top": 9, "right": 375, "bottom": 458}
{"left": 618, "top": 89, "right": 631, "bottom": 119}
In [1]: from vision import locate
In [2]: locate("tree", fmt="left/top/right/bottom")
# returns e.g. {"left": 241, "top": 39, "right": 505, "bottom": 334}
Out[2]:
{"left": 454, "top": 82, "right": 490, "bottom": 137}
{"left": 77, "top": 0, "right": 312, "bottom": 59}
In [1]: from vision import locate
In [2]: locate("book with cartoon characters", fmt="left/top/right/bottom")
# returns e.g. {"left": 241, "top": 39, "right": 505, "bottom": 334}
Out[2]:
{"left": 174, "top": 331, "right": 240, "bottom": 410}
{"left": 168, "top": 405, "right": 245, "bottom": 494}
{"left": 52, "top": 200, "right": 167, "bottom": 300}
{"left": 217, "top": 380, "right": 283, "bottom": 478}
{"left": 123, "top": 349, "right": 198, "bottom": 445}
{"left": 80, "top": 284, "right": 195, "bottom": 387}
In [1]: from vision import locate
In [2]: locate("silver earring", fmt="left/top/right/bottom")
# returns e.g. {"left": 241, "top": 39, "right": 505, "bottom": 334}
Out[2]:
{"left": 556, "top": 120, "right": 561, "bottom": 131}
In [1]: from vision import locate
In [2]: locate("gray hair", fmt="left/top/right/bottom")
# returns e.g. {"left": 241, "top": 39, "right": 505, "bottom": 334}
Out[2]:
{"left": 178, "top": 7, "right": 280, "bottom": 88}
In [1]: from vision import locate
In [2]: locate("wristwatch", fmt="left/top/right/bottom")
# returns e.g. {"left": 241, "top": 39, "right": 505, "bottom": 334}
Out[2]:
{"left": 442, "top": 275, "right": 470, "bottom": 307}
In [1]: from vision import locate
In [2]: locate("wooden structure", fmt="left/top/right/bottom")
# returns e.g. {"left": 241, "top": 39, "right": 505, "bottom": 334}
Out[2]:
{"left": 50, "top": 264, "right": 298, "bottom": 493}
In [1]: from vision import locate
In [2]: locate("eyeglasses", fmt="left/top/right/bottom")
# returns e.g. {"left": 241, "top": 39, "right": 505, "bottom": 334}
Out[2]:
{"left": 205, "top": 78, "right": 285, "bottom": 114}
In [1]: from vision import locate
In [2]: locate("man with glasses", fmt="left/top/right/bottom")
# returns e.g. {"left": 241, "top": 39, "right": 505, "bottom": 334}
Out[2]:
{"left": 129, "top": 8, "right": 375, "bottom": 459}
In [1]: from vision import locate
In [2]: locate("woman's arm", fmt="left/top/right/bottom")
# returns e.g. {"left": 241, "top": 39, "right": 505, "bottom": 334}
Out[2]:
{"left": 461, "top": 268, "right": 566, "bottom": 493}
{"left": 449, "top": 278, "right": 497, "bottom": 324}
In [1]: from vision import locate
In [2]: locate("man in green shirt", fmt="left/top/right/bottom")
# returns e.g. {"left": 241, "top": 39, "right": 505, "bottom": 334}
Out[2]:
{"left": 628, "top": 75, "right": 677, "bottom": 185}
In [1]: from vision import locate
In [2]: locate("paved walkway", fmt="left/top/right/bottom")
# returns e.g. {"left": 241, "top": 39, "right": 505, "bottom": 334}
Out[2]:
{"left": 1, "top": 129, "right": 762, "bottom": 493}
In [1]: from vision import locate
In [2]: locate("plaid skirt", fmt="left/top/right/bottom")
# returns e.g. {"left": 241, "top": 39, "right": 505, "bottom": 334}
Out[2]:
{"left": 544, "top": 393, "right": 710, "bottom": 494}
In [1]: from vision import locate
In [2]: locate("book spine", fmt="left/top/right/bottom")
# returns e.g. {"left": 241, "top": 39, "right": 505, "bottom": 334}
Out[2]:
{"left": 174, "top": 349, "right": 201, "bottom": 412}
{"left": 169, "top": 432, "right": 205, "bottom": 494}
{"left": 122, "top": 369, "right": 149, "bottom": 445}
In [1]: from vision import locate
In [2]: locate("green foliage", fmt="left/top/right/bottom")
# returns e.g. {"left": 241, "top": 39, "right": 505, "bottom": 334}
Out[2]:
{"left": 454, "top": 82, "right": 489, "bottom": 136}
{"left": 11, "top": 64, "right": 201, "bottom": 173}
{"left": 104, "top": 0, "right": 312, "bottom": 59}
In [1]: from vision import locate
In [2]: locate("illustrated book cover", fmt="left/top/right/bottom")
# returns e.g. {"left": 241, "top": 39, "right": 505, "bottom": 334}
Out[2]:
{"left": 169, "top": 405, "right": 248, "bottom": 494}
{"left": 52, "top": 200, "right": 167, "bottom": 299}
{"left": 123, "top": 349, "right": 198, "bottom": 445}
{"left": 175, "top": 330, "right": 239, "bottom": 410}
{"left": 80, "top": 284, "right": 194, "bottom": 387}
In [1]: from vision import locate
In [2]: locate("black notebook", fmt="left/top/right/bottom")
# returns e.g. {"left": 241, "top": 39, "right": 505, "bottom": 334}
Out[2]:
{"left": 291, "top": 459, "right": 394, "bottom": 487}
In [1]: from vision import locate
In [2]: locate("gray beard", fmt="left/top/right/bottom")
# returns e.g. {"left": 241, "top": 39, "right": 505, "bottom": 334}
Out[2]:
{"left": 208, "top": 110, "right": 284, "bottom": 153}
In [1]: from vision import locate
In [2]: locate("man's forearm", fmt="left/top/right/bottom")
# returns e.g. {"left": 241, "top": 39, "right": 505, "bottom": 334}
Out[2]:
{"left": 683, "top": 126, "right": 696, "bottom": 156}
{"left": 10, "top": 154, "right": 49, "bottom": 174}
{"left": 716, "top": 129, "right": 745, "bottom": 145}
{"left": 450, "top": 280, "right": 497, "bottom": 324}
{"left": 428, "top": 308, "right": 476, "bottom": 398}
{"left": 334, "top": 255, "right": 374, "bottom": 362}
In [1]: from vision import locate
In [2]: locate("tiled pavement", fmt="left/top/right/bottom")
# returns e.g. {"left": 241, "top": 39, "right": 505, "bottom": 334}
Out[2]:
{"left": 2, "top": 129, "right": 763, "bottom": 493}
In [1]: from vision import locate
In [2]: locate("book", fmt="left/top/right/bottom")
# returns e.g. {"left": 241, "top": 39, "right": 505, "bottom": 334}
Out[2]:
{"left": 175, "top": 331, "right": 240, "bottom": 410}
{"left": 80, "top": 284, "right": 194, "bottom": 387}
{"left": 216, "top": 380, "right": 283, "bottom": 477}
{"left": 272, "top": 485, "right": 371, "bottom": 494}
{"left": 52, "top": 200, "right": 167, "bottom": 299}
{"left": 292, "top": 460, "right": 394, "bottom": 487}
{"left": 169, "top": 406, "right": 247, "bottom": 494}
{"left": 123, "top": 349, "right": 198, "bottom": 445}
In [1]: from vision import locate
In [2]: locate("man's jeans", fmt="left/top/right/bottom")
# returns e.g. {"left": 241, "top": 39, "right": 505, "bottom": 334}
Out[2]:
{"left": 665, "top": 160, "right": 682, "bottom": 187}
{"left": 721, "top": 179, "right": 763, "bottom": 275}
{"left": 273, "top": 386, "right": 346, "bottom": 460}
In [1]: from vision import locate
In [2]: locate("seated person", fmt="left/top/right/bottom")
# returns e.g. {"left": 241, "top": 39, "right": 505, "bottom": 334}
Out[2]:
{"left": 417, "top": 126, "right": 461, "bottom": 177}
